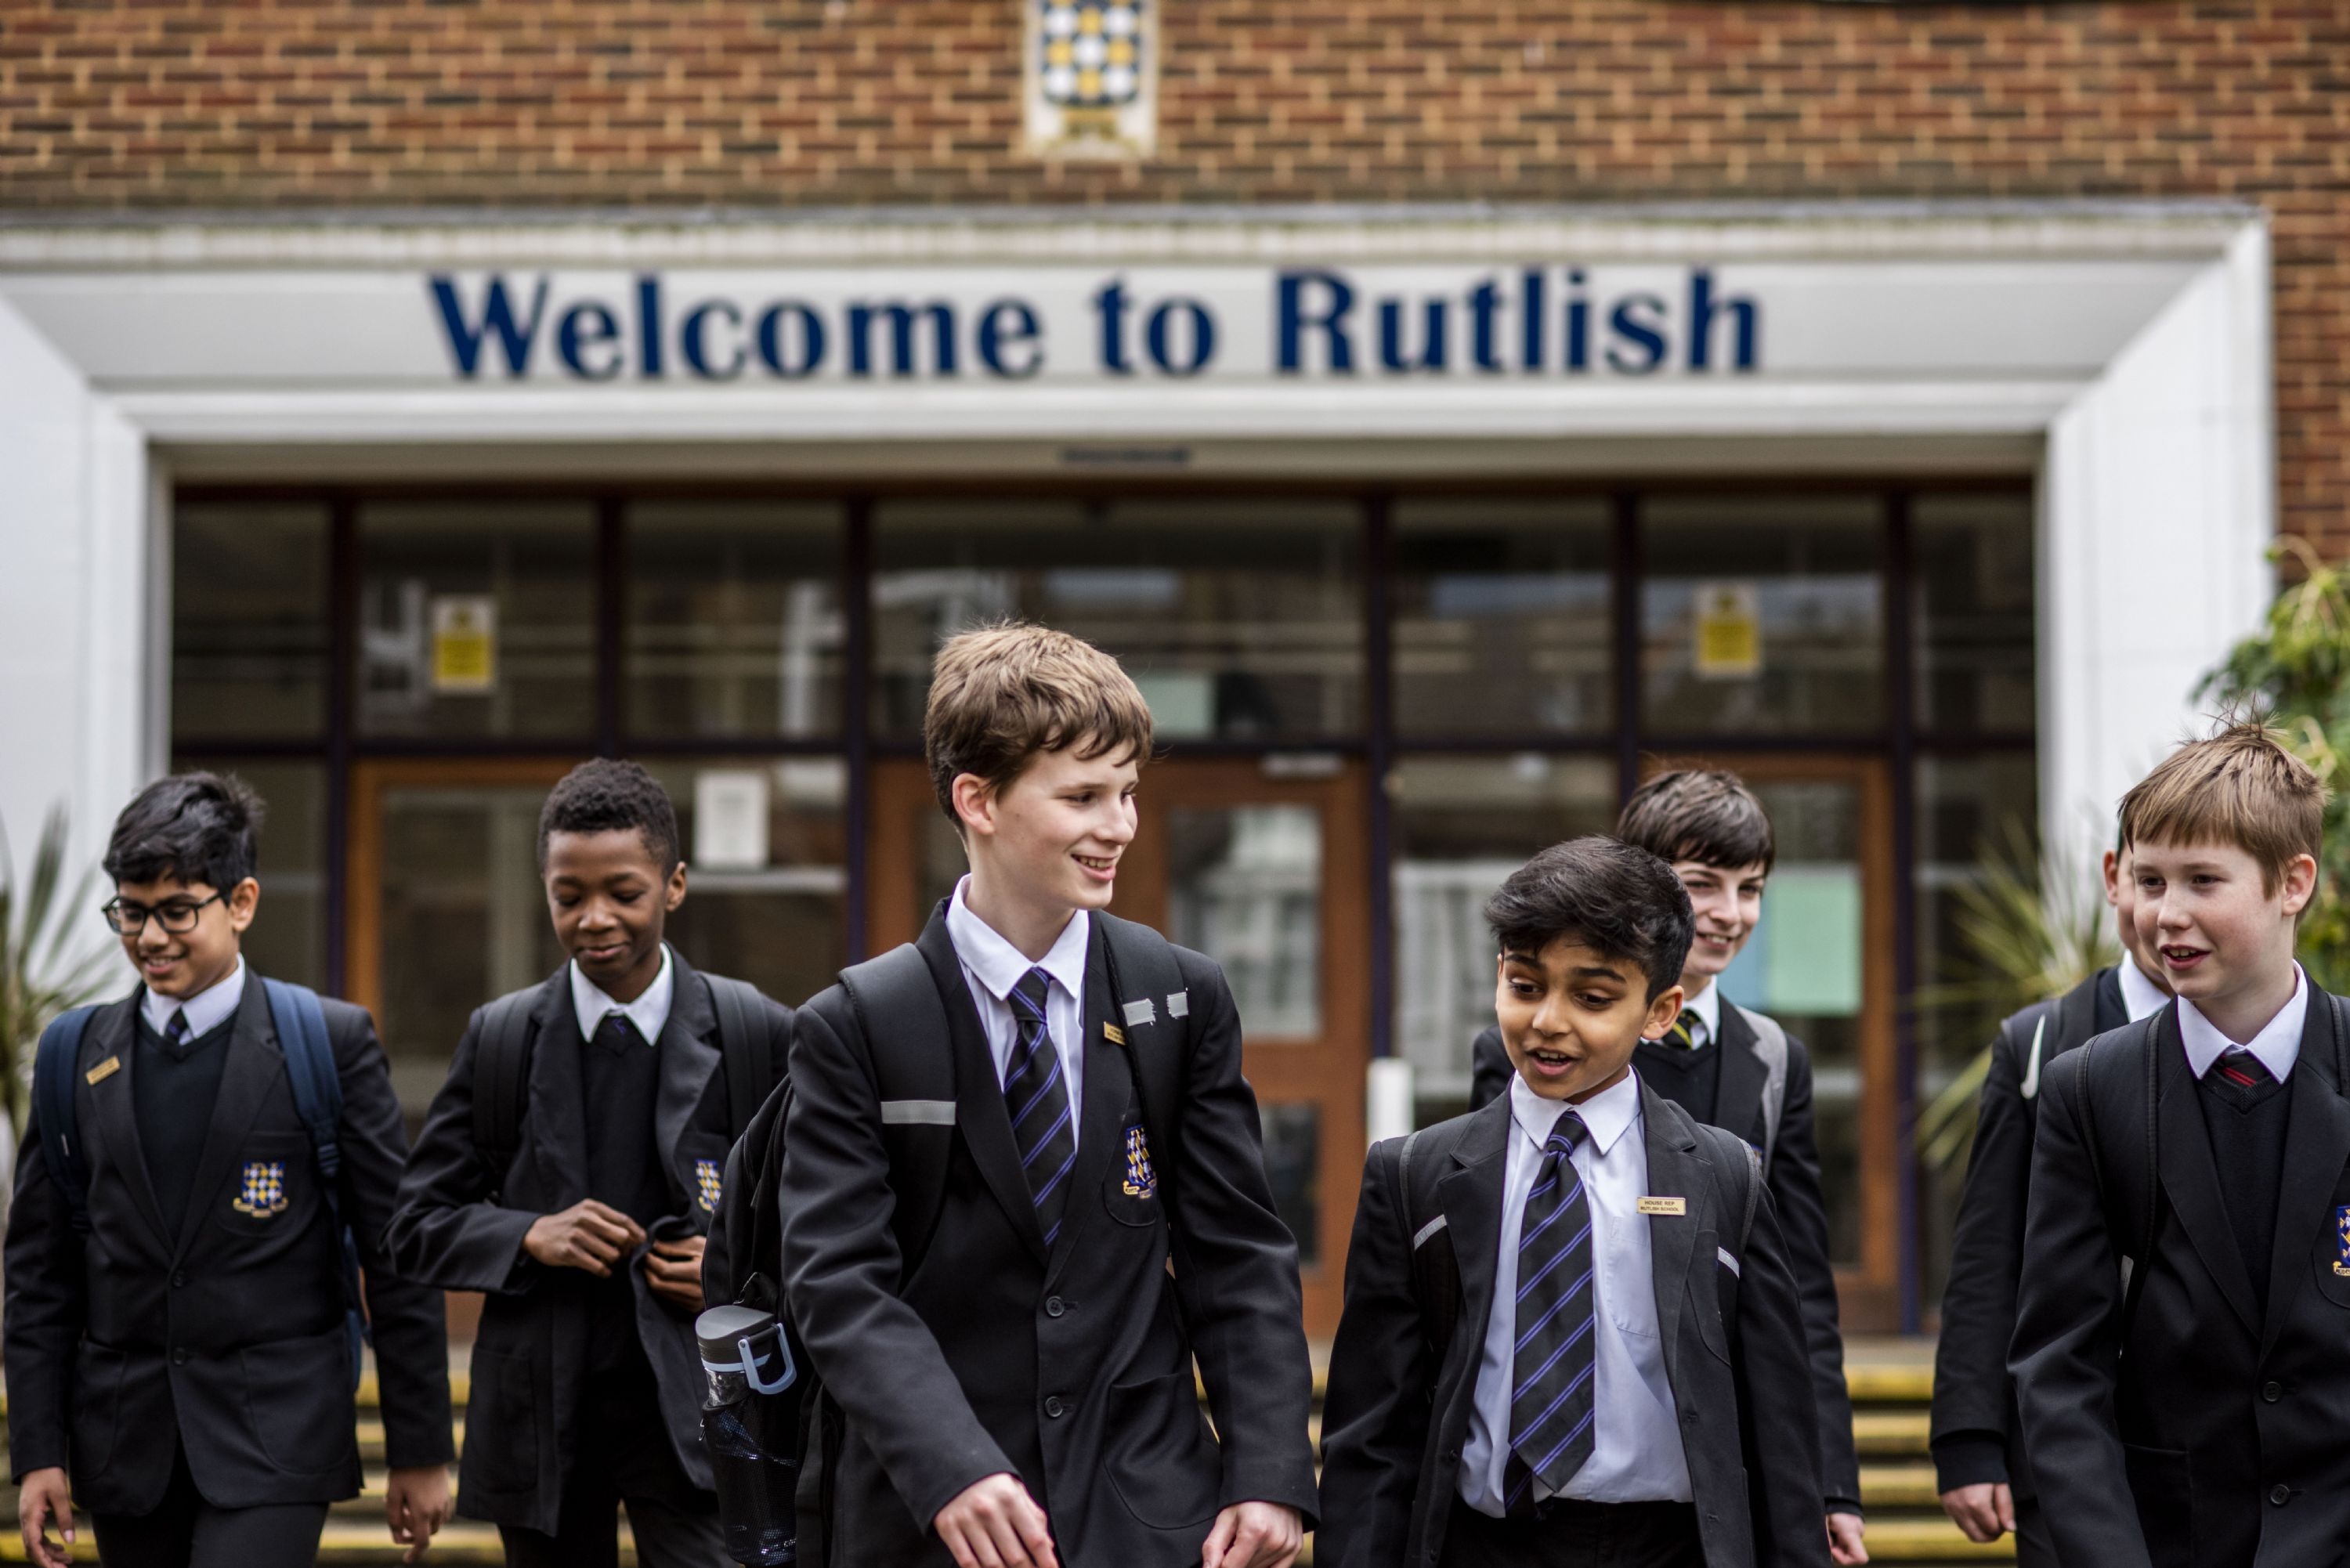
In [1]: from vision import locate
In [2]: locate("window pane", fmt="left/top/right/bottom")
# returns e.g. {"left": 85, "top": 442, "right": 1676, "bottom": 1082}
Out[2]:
{"left": 173, "top": 502, "right": 329, "bottom": 740}
{"left": 640, "top": 757, "right": 850, "bottom": 1011}
{"left": 1915, "top": 493, "right": 2035, "bottom": 735}
{"left": 1166, "top": 805, "right": 1321, "bottom": 1037}
{"left": 356, "top": 501, "right": 596, "bottom": 739}
{"left": 1640, "top": 496, "right": 1884, "bottom": 735}
{"left": 168, "top": 757, "right": 328, "bottom": 992}
{"left": 1394, "top": 497, "right": 1613, "bottom": 737}
{"left": 1390, "top": 754, "right": 1618, "bottom": 1118}
{"left": 626, "top": 501, "right": 845, "bottom": 740}
{"left": 873, "top": 497, "right": 1363, "bottom": 741}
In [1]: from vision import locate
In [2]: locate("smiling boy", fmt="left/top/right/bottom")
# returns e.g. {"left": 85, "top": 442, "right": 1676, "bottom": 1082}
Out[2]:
{"left": 1321, "top": 836, "right": 1827, "bottom": 1568}
{"left": 2011, "top": 723, "right": 2350, "bottom": 1568}
{"left": 779, "top": 623, "right": 1317, "bottom": 1568}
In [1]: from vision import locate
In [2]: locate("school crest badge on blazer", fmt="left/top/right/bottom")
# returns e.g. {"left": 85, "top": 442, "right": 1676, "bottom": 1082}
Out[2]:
{"left": 2335, "top": 1205, "right": 2350, "bottom": 1277}
{"left": 1122, "top": 1125, "right": 1157, "bottom": 1198}
{"left": 233, "top": 1160, "right": 288, "bottom": 1216}
{"left": 696, "top": 1158, "right": 724, "bottom": 1212}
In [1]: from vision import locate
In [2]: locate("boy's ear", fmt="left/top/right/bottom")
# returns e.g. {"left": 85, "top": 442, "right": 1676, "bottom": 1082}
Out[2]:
{"left": 950, "top": 771, "right": 998, "bottom": 839}
{"left": 226, "top": 876, "right": 261, "bottom": 934}
{"left": 663, "top": 860, "right": 689, "bottom": 912}
{"left": 1642, "top": 981, "right": 1686, "bottom": 1042}
{"left": 2281, "top": 851, "right": 2319, "bottom": 917}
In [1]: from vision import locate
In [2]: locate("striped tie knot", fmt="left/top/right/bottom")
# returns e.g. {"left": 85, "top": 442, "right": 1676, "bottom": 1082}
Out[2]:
{"left": 1011, "top": 967, "right": 1052, "bottom": 1025}
{"left": 165, "top": 1008, "right": 191, "bottom": 1047}
{"left": 2214, "top": 1049, "right": 2273, "bottom": 1089}
{"left": 1668, "top": 1009, "right": 1703, "bottom": 1049}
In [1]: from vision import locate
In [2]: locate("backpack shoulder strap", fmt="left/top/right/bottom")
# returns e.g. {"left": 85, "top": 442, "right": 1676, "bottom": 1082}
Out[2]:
{"left": 1694, "top": 1122, "right": 1762, "bottom": 1251}
{"left": 1729, "top": 1003, "right": 1790, "bottom": 1169}
{"left": 263, "top": 979, "right": 342, "bottom": 1183}
{"left": 703, "top": 973, "right": 776, "bottom": 1140}
{"left": 1395, "top": 1126, "right": 1464, "bottom": 1367}
{"left": 838, "top": 944, "right": 957, "bottom": 1272}
{"left": 470, "top": 988, "right": 540, "bottom": 1183}
{"left": 32, "top": 1005, "right": 101, "bottom": 1234}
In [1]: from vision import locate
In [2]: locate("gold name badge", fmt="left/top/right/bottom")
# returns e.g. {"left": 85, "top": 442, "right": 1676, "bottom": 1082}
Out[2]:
{"left": 1104, "top": 1023, "right": 1126, "bottom": 1045}
{"left": 85, "top": 1057, "right": 121, "bottom": 1086}
{"left": 1636, "top": 1196, "right": 1687, "bottom": 1216}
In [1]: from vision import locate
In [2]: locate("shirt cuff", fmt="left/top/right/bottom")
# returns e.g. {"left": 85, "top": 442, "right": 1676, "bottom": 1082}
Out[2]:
{"left": 1931, "top": 1433, "right": 2010, "bottom": 1494}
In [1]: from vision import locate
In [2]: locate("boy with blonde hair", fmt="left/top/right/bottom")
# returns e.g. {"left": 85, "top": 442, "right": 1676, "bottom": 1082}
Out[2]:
{"left": 780, "top": 624, "right": 1318, "bottom": 1568}
{"left": 2012, "top": 722, "right": 2348, "bottom": 1568}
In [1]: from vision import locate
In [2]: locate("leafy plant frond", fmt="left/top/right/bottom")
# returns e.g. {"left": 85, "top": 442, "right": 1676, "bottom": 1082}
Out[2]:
{"left": 1, "top": 807, "right": 116, "bottom": 1133}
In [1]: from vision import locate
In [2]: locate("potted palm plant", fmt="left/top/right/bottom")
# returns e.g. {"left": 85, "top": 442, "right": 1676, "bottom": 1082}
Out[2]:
{"left": 0, "top": 807, "right": 116, "bottom": 1194}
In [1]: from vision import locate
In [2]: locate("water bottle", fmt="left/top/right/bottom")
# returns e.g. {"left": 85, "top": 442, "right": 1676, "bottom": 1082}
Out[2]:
{"left": 696, "top": 1302, "right": 801, "bottom": 1567}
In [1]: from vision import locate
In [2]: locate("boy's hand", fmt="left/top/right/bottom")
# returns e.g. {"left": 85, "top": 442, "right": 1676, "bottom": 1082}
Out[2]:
{"left": 1203, "top": 1501, "right": 1303, "bottom": 1568}
{"left": 642, "top": 1234, "right": 708, "bottom": 1312}
{"left": 935, "top": 1472, "right": 1058, "bottom": 1568}
{"left": 523, "top": 1199, "right": 645, "bottom": 1277}
{"left": 1940, "top": 1482, "right": 2013, "bottom": 1543}
{"left": 1827, "top": 1510, "right": 1867, "bottom": 1564}
{"left": 385, "top": 1465, "right": 454, "bottom": 1562}
{"left": 18, "top": 1467, "right": 74, "bottom": 1568}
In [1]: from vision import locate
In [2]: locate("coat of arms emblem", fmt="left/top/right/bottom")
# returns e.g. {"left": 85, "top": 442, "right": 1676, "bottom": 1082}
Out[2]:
{"left": 696, "top": 1158, "right": 724, "bottom": 1213}
{"left": 1122, "top": 1125, "right": 1157, "bottom": 1199}
{"left": 233, "top": 1160, "right": 288, "bottom": 1217}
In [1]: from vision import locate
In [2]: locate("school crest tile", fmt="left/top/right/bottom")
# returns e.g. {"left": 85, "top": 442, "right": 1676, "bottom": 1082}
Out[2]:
{"left": 696, "top": 1158, "right": 724, "bottom": 1212}
{"left": 1122, "top": 1124, "right": 1157, "bottom": 1199}
{"left": 233, "top": 1160, "right": 288, "bottom": 1217}
{"left": 1025, "top": 0, "right": 1156, "bottom": 157}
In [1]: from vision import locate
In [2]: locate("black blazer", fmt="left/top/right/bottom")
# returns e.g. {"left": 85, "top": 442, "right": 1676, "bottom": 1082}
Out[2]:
{"left": 1318, "top": 1084, "right": 1829, "bottom": 1568}
{"left": 2, "top": 977, "right": 453, "bottom": 1512}
{"left": 779, "top": 910, "right": 1320, "bottom": 1568}
{"left": 2012, "top": 989, "right": 2350, "bottom": 1568}
{"left": 1929, "top": 966, "right": 2124, "bottom": 1498}
{"left": 1470, "top": 1015, "right": 1860, "bottom": 1510}
{"left": 382, "top": 952, "right": 790, "bottom": 1534}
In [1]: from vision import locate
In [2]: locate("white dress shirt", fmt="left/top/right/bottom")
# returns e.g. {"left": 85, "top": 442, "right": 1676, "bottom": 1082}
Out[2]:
{"left": 569, "top": 942, "right": 676, "bottom": 1046}
{"left": 946, "top": 876, "right": 1090, "bottom": 1148}
{"left": 1460, "top": 1070, "right": 1691, "bottom": 1514}
{"left": 2177, "top": 963, "right": 2306, "bottom": 1082}
{"left": 143, "top": 955, "right": 247, "bottom": 1039}
{"left": 2117, "top": 956, "right": 2170, "bottom": 1024}
{"left": 1679, "top": 977, "right": 1723, "bottom": 1050}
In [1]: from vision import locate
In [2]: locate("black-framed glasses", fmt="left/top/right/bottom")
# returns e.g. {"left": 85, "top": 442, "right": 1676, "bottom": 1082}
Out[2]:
{"left": 100, "top": 892, "right": 223, "bottom": 936}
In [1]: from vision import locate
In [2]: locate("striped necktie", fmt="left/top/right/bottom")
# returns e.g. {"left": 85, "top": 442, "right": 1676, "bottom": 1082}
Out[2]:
{"left": 1503, "top": 1109, "right": 1597, "bottom": 1515}
{"left": 2206, "top": 1046, "right": 2279, "bottom": 1109}
{"left": 164, "top": 1008, "right": 191, "bottom": 1051}
{"left": 1006, "top": 968, "right": 1079, "bottom": 1250}
{"left": 1667, "top": 1008, "right": 1705, "bottom": 1050}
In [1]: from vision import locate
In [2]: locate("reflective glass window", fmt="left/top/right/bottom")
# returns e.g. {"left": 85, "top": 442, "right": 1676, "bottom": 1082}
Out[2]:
{"left": 173, "top": 502, "right": 329, "bottom": 739}
{"left": 1914, "top": 493, "right": 2035, "bottom": 735}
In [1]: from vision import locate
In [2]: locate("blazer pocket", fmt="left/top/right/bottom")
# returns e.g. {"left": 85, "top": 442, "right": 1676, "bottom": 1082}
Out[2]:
{"left": 237, "top": 1321, "right": 356, "bottom": 1475}
{"left": 463, "top": 1348, "right": 540, "bottom": 1494}
{"left": 1695, "top": 1228, "right": 1734, "bottom": 1364}
{"left": 2122, "top": 1443, "right": 2193, "bottom": 1568}
{"left": 1102, "top": 1368, "right": 1220, "bottom": 1530}
{"left": 1101, "top": 1119, "right": 1164, "bottom": 1228}
{"left": 68, "top": 1340, "right": 127, "bottom": 1476}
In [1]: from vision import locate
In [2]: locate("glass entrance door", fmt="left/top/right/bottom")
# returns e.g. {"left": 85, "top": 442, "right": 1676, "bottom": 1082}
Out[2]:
{"left": 868, "top": 758, "right": 1371, "bottom": 1336}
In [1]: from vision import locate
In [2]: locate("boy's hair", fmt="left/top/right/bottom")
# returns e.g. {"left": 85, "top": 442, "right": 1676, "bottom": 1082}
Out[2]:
{"left": 103, "top": 772, "right": 266, "bottom": 891}
{"left": 1617, "top": 768, "right": 1776, "bottom": 873}
{"left": 924, "top": 622, "right": 1155, "bottom": 829}
{"left": 537, "top": 759, "right": 682, "bottom": 873}
{"left": 2117, "top": 720, "right": 2328, "bottom": 895}
{"left": 1485, "top": 836, "right": 1696, "bottom": 1000}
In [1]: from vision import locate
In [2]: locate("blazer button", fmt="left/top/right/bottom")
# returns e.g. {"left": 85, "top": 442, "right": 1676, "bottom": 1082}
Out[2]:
{"left": 2262, "top": 1381, "right": 2283, "bottom": 1402}
{"left": 170, "top": 1270, "right": 188, "bottom": 1289}
{"left": 2269, "top": 1484, "right": 2290, "bottom": 1506}
{"left": 1046, "top": 1295, "right": 1066, "bottom": 1318}
{"left": 170, "top": 1347, "right": 187, "bottom": 1367}
{"left": 1044, "top": 1396, "right": 1067, "bottom": 1418}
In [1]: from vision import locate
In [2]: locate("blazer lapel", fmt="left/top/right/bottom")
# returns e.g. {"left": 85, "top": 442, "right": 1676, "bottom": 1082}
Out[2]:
{"left": 1712, "top": 1006, "right": 1770, "bottom": 1149}
{"left": 1047, "top": 930, "right": 1130, "bottom": 1282}
{"left": 83, "top": 993, "right": 169, "bottom": 1244}
{"left": 1639, "top": 1081, "right": 1705, "bottom": 1360}
{"left": 916, "top": 914, "right": 1050, "bottom": 1267}
{"left": 525, "top": 968, "right": 591, "bottom": 1212}
{"left": 1437, "top": 1099, "right": 1513, "bottom": 1348}
{"left": 2153, "top": 1010, "right": 2262, "bottom": 1336}
{"left": 2264, "top": 988, "right": 2350, "bottom": 1357}
{"left": 174, "top": 981, "right": 288, "bottom": 1262}
{"left": 650, "top": 954, "right": 724, "bottom": 1213}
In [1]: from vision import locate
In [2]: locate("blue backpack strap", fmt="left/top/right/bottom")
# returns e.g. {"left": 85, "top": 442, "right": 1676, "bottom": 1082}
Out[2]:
{"left": 32, "top": 1006, "right": 101, "bottom": 1234}
{"left": 262, "top": 977, "right": 370, "bottom": 1386}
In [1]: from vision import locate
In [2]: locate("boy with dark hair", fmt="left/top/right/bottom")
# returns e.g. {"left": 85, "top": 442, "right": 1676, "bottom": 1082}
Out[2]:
{"left": 386, "top": 758, "right": 793, "bottom": 1568}
{"left": 780, "top": 623, "right": 1318, "bottom": 1568}
{"left": 1321, "top": 836, "right": 1827, "bottom": 1568}
{"left": 6, "top": 772, "right": 454, "bottom": 1568}
{"left": 1469, "top": 770, "right": 1863, "bottom": 1562}
{"left": 1930, "top": 836, "right": 2169, "bottom": 1563}
{"left": 2012, "top": 723, "right": 2350, "bottom": 1568}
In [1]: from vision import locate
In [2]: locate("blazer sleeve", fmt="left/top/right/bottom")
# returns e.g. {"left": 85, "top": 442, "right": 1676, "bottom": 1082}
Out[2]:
{"left": 2009, "top": 1055, "right": 2149, "bottom": 1568}
{"left": 778, "top": 997, "right": 1017, "bottom": 1531}
{"left": 2, "top": 1094, "right": 84, "bottom": 1481}
{"left": 324, "top": 1001, "right": 456, "bottom": 1471}
{"left": 1164, "top": 957, "right": 1321, "bottom": 1524}
{"left": 1731, "top": 1176, "right": 1834, "bottom": 1568}
{"left": 1316, "top": 1137, "right": 1429, "bottom": 1568}
{"left": 382, "top": 1010, "right": 541, "bottom": 1295}
{"left": 1469, "top": 1025, "right": 1511, "bottom": 1112}
{"left": 1769, "top": 1035, "right": 1861, "bottom": 1513}
{"left": 1928, "top": 1012, "right": 2033, "bottom": 1492}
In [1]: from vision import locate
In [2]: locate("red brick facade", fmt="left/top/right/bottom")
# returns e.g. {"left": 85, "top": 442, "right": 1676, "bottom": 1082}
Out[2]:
{"left": 4, "top": 0, "right": 2345, "bottom": 546}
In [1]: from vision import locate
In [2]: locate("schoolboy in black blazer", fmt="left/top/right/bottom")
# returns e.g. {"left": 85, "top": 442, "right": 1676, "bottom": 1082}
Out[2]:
{"left": 1323, "top": 838, "right": 1828, "bottom": 1568}
{"left": 6, "top": 774, "right": 453, "bottom": 1568}
{"left": 781, "top": 626, "right": 1318, "bottom": 1568}
{"left": 385, "top": 761, "right": 790, "bottom": 1568}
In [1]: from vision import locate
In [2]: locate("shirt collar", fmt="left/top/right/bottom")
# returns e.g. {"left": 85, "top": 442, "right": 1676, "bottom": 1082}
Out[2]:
{"left": 569, "top": 943, "right": 675, "bottom": 1046}
{"left": 2117, "top": 955, "right": 2171, "bottom": 1024}
{"left": 1509, "top": 1065, "right": 1643, "bottom": 1160}
{"left": 946, "top": 876, "right": 1090, "bottom": 1009}
{"left": 1681, "top": 977, "right": 1723, "bottom": 1048}
{"left": 142, "top": 955, "right": 247, "bottom": 1039}
{"left": 2177, "top": 963, "right": 2307, "bottom": 1082}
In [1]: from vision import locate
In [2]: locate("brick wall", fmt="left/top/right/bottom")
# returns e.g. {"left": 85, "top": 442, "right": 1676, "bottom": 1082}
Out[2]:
{"left": 4, "top": 0, "right": 2346, "bottom": 547}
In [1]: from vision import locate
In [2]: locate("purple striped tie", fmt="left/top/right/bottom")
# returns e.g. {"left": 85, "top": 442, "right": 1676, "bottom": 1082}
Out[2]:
{"left": 1005, "top": 969, "right": 1078, "bottom": 1250}
{"left": 1502, "top": 1111, "right": 1596, "bottom": 1515}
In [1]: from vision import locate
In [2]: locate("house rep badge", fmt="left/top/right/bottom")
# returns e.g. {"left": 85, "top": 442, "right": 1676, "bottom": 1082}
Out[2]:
{"left": 2335, "top": 1205, "right": 2350, "bottom": 1277}
{"left": 696, "top": 1158, "right": 724, "bottom": 1213}
{"left": 233, "top": 1161, "right": 288, "bottom": 1217}
{"left": 1122, "top": 1125, "right": 1157, "bottom": 1199}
